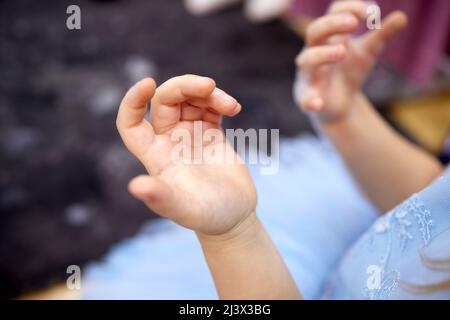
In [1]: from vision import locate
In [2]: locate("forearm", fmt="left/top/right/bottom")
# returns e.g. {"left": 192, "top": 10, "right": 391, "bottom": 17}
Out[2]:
{"left": 320, "top": 93, "right": 443, "bottom": 213}
{"left": 197, "top": 214, "right": 302, "bottom": 300}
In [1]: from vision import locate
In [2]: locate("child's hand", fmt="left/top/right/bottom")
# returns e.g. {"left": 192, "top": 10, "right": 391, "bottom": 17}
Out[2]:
{"left": 294, "top": 1, "right": 407, "bottom": 123}
{"left": 116, "top": 75, "right": 257, "bottom": 236}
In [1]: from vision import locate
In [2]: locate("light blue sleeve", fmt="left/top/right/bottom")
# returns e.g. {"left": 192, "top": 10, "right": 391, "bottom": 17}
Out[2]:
{"left": 327, "top": 167, "right": 450, "bottom": 300}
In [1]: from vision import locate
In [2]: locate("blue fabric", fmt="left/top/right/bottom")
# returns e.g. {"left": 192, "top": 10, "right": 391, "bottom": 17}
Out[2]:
{"left": 82, "top": 134, "right": 378, "bottom": 299}
{"left": 327, "top": 168, "right": 450, "bottom": 299}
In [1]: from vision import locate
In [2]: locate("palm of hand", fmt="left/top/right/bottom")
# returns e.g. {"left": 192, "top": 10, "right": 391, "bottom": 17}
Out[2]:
{"left": 144, "top": 120, "right": 257, "bottom": 235}
{"left": 117, "top": 76, "right": 257, "bottom": 236}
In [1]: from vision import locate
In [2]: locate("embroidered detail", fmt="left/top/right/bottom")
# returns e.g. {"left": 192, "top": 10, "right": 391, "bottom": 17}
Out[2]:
{"left": 383, "top": 202, "right": 414, "bottom": 251}
{"left": 364, "top": 195, "right": 435, "bottom": 300}
{"left": 364, "top": 216, "right": 396, "bottom": 300}
{"left": 368, "top": 216, "right": 389, "bottom": 250}
{"left": 393, "top": 205, "right": 413, "bottom": 251}
{"left": 376, "top": 270, "right": 400, "bottom": 300}
{"left": 379, "top": 215, "right": 392, "bottom": 267}
{"left": 365, "top": 270, "right": 400, "bottom": 300}
{"left": 409, "top": 195, "right": 433, "bottom": 245}
{"left": 374, "top": 218, "right": 389, "bottom": 233}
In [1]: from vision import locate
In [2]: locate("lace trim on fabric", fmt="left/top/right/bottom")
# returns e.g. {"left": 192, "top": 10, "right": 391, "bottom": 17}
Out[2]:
{"left": 364, "top": 194, "right": 434, "bottom": 300}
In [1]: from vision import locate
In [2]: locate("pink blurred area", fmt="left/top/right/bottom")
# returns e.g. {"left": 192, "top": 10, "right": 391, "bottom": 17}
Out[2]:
{"left": 290, "top": 0, "right": 450, "bottom": 86}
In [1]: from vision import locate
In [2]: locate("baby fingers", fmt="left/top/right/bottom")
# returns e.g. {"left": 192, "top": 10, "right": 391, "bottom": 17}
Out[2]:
{"left": 187, "top": 88, "right": 241, "bottom": 117}
{"left": 151, "top": 75, "right": 240, "bottom": 132}
{"left": 306, "top": 13, "right": 358, "bottom": 46}
{"left": 296, "top": 44, "right": 346, "bottom": 70}
{"left": 116, "top": 78, "right": 157, "bottom": 161}
{"left": 299, "top": 87, "right": 323, "bottom": 112}
{"left": 327, "top": 0, "right": 369, "bottom": 20}
{"left": 150, "top": 75, "right": 215, "bottom": 132}
{"left": 117, "top": 77, "right": 156, "bottom": 131}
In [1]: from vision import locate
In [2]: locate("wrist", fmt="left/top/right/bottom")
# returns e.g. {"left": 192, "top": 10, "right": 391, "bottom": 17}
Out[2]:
{"left": 318, "top": 92, "right": 369, "bottom": 132}
{"left": 196, "top": 212, "right": 261, "bottom": 252}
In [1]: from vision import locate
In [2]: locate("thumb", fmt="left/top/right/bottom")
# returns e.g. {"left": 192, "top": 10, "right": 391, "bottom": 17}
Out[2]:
{"left": 361, "top": 10, "right": 408, "bottom": 56}
{"left": 117, "top": 78, "right": 157, "bottom": 163}
{"left": 128, "top": 175, "right": 175, "bottom": 218}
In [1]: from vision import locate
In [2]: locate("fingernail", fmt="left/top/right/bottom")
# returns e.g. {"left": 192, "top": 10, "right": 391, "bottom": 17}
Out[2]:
{"left": 222, "top": 95, "right": 237, "bottom": 106}
{"left": 231, "top": 103, "right": 241, "bottom": 115}
{"left": 343, "top": 14, "right": 355, "bottom": 26}
{"left": 192, "top": 76, "right": 215, "bottom": 89}
{"left": 194, "top": 76, "right": 210, "bottom": 84}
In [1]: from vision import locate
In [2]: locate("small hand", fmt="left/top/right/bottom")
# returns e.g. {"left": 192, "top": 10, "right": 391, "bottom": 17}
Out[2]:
{"left": 116, "top": 75, "right": 257, "bottom": 236}
{"left": 295, "top": 1, "right": 407, "bottom": 122}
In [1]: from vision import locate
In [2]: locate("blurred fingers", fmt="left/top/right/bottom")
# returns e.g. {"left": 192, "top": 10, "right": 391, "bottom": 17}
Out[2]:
{"left": 306, "top": 13, "right": 359, "bottom": 46}
{"left": 328, "top": 0, "right": 369, "bottom": 20}
{"left": 361, "top": 10, "right": 408, "bottom": 56}
{"left": 299, "top": 87, "right": 324, "bottom": 112}
{"left": 296, "top": 44, "right": 346, "bottom": 70}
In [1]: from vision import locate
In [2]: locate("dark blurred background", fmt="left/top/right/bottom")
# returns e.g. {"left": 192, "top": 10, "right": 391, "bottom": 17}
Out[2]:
{"left": 0, "top": 0, "right": 309, "bottom": 298}
{"left": 2, "top": 0, "right": 449, "bottom": 299}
